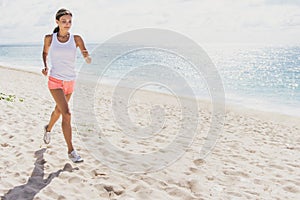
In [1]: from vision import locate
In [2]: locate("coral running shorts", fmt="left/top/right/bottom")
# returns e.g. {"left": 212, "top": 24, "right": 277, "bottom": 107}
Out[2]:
{"left": 48, "top": 76, "right": 75, "bottom": 95}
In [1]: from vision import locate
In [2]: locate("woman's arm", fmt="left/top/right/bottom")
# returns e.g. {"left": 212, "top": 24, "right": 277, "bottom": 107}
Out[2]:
{"left": 74, "top": 35, "right": 91, "bottom": 64}
{"left": 42, "top": 34, "right": 52, "bottom": 76}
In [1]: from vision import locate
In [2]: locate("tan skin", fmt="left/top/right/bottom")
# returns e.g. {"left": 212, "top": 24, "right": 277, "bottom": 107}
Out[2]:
{"left": 42, "top": 14, "right": 91, "bottom": 154}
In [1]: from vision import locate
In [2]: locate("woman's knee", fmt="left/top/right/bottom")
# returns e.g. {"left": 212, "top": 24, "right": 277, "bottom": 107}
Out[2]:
{"left": 61, "top": 108, "right": 71, "bottom": 120}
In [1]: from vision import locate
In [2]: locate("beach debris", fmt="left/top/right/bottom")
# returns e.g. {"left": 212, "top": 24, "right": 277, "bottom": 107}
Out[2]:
{"left": 92, "top": 169, "right": 107, "bottom": 177}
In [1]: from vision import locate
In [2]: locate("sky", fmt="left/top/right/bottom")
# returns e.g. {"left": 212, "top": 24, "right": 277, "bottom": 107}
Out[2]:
{"left": 0, "top": 0, "right": 300, "bottom": 45}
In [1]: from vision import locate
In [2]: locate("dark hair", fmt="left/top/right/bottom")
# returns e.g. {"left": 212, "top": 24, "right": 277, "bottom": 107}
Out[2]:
{"left": 53, "top": 8, "right": 73, "bottom": 33}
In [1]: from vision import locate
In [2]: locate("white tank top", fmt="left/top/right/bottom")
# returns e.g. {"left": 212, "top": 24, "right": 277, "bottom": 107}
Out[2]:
{"left": 49, "top": 33, "right": 77, "bottom": 80}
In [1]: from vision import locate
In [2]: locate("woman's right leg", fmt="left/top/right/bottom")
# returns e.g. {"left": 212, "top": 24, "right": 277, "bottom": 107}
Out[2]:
{"left": 49, "top": 89, "right": 74, "bottom": 153}
{"left": 46, "top": 105, "right": 60, "bottom": 132}
{"left": 46, "top": 94, "right": 72, "bottom": 132}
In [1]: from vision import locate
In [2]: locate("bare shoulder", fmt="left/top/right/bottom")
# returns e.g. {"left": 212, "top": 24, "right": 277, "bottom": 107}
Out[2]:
{"left": 44, "top": 34, "right": 53, "bottom": 40}
{"left": 74, "top": 35, "right": 84, "bottom": 47}
{"left": 74, "top": 35, "right": 83, "bottom": 42}
{"left": 44, "top": 34, "right": 53, "bottom": 45}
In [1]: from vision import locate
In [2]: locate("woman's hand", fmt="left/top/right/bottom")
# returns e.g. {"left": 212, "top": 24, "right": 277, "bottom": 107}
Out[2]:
{"left": 42, "top": 67, "right": 48, "bottom": 76}
{"left": 84, "top": 56, "right": 92, "bottom": 64}
{"left": 82, "top": 50, "right": 91, "bottom": 64}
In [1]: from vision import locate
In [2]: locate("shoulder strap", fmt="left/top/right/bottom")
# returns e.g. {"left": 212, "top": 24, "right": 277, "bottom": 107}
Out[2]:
{"left": 49, "top": 34, "right": 53, "bottom": 46}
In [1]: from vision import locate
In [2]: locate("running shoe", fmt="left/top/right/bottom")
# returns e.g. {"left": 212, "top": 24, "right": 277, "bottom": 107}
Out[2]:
{"left": 43, "top": 125, "right": 51, "bottom": 144}
{"left": 68, "top": 150, "right": 84, "bottom": 163}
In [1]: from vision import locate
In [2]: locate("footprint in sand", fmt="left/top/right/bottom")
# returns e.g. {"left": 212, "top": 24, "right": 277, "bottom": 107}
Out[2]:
{"left": 223, "top": 170, "right": 249, "bottom": 178}
{"left": 103, "top": 185, "right": 124, "bottom": 196}
{"left": 193, "top": 158, "right": 206, "bottom": 166}
{"left": 68, "top": 176, "right": 81, "bottom": 184}
{"left": 187, "top": 179, "right": 202, "bottom": 195}
{"left": 63, "top": 163, "right": 79, "bottom": 172}
{"left": 283, "top": 185, "right": 299, "bottom": 193}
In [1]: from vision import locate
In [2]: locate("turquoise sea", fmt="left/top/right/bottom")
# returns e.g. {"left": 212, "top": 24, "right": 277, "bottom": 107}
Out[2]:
{"left": 0, "top": 43, "right": 299, "bottom": 117}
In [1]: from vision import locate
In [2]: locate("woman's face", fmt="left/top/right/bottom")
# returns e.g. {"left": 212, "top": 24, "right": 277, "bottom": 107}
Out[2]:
{"left": 56, "top": 15, "right": 72, "bottom": 31}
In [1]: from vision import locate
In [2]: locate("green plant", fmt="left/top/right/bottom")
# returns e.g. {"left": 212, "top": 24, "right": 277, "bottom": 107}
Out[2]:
{"left": 0, "top": 92, "right": 24, "bottom": 102}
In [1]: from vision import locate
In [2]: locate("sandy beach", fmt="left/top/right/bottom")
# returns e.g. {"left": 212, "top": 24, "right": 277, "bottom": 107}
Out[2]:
{"left": 0, "top": 66, "right": 299, "bottom": 200}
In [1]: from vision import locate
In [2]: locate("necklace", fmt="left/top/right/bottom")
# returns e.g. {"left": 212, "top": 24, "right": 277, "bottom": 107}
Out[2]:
{"left": 57, "top": 32, "right": 69, "bottom": 38}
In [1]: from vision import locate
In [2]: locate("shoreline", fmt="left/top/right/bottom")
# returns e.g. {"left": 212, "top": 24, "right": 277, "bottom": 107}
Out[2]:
{"left": 1, "top": 65, "right": 299, "bottom": 126}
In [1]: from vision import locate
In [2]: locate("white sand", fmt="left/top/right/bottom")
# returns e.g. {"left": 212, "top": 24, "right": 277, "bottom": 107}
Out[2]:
{"left": 0, "top": 66, "right": 299, "bottom": 199}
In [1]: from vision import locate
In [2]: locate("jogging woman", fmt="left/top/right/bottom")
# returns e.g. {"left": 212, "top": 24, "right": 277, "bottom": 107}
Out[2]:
{"left": 41, "top": 8, "right": 91, "bottom": 163}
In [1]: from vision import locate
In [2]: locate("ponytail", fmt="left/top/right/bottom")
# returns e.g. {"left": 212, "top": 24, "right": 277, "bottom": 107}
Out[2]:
{"left": 53, "top": 26, "right": 59, "bottom": 33}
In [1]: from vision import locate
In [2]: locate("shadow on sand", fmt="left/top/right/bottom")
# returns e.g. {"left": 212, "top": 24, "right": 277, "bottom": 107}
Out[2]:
{"left": 1, "top": 148, "right": 78, "bottom": 200}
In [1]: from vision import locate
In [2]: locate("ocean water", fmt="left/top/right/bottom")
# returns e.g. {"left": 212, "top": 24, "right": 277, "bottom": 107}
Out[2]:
{"left": 0, "top": 43, "right": 299, "bottom": 117}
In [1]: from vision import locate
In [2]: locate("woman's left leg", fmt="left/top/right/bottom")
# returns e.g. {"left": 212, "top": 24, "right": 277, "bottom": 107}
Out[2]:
{"left": 49, "top": 89, "right": 74, "bottom": 153}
